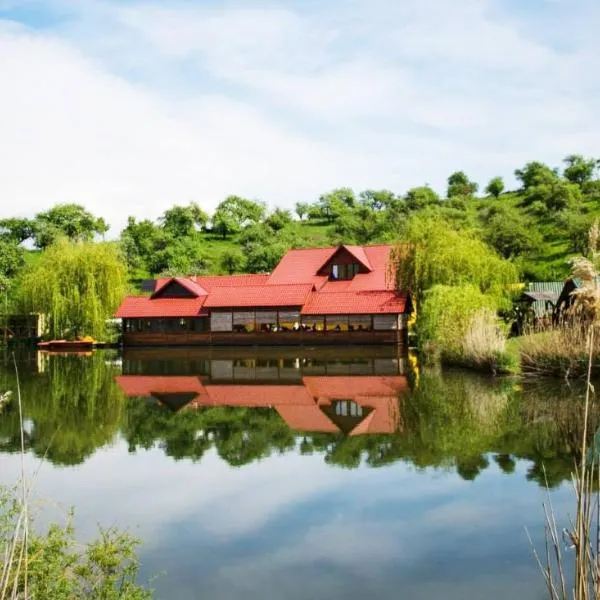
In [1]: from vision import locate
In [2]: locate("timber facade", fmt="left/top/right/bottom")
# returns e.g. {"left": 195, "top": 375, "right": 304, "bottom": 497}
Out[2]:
{"left": 116, "top": 244, "right": 411, "bottom": 347}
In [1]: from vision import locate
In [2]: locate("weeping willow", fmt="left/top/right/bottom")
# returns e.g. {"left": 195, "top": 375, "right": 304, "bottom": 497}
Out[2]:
{"left": 392, "top": 214, "right": 518, "bottom": 306}
{"left": 19, "top": 240, "right": 127, "bottom": 339}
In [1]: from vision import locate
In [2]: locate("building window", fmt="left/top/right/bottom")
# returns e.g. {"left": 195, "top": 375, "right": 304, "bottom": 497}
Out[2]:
{"left": 193, "top": 317, "right": 208, "bottom": 332}
{"left": 373, "top": 314, "right": 399, "bottom": 330}
{"left": 334, "top": 400, "right": 363, "bottom": 417}
{"left": 326, "top": 315, "right": 349, "bottom": 332}
{"left": 211, "top": 312, "right": 233, "bottom": 332}
{"left": 256, "top": 311, "right": 278, "bottom": 332}
{"left": 348, "top": 315, "right": 372, "bottom": 331}
{"left": 233, "top": 311, "right": 255, "bottom": 333}
{"left": 330, "top": 263, "right": 359, "bottom": 280}
{"left": 301, "top": 315, "right": 325, "bottom": 332}
{"left": 279, "top": 311, "right": 300, "bottom": 332}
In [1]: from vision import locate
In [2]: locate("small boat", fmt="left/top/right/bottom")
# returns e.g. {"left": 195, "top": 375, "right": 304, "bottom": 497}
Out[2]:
{"left": 37, "top": 339, "right": 96, "bottom": 351}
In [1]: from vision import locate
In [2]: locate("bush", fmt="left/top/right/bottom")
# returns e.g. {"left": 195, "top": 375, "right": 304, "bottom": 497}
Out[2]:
{"left": 1, "top": 485, "right": 152, "bottom": 599}
{"left": 419, "top": 285, "right": 512, "bottom": 373}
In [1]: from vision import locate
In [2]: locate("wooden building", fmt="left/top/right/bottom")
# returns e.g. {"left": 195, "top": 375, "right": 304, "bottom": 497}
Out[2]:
{"left": 116, "top": 244, "right": 412, "bottom": 346}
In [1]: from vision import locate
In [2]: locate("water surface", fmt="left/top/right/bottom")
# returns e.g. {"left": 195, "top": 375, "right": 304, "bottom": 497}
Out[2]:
{"left": 0, "top": 347, "right": 588, "bottom": 599}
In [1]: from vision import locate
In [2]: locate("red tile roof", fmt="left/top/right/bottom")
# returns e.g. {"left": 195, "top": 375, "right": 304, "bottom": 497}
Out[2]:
{"left": 301, "top": 291, "right": 406, "bottom": 315}
{"left": 115, "top": 296, "right": 208, "bottom": 318}
{"left": 303, "top": 376, "right": 408, "bottom": 398}
{"left": 203, "top": 283, "right": 314, "bottom": 308}
{"left": 339, "top": 245, "right": 373, "bottom": 271}
{"left": 152, "top": 277, "right": 208, "bottom": 298}
{"left": 192, "top": 274, "right": 270, "bottom": 290}
{"left": 266, "top": 247, "right": 336, "bottom": 288}
{"left": 116, "top": 244, "right": 407, "bottom": 318}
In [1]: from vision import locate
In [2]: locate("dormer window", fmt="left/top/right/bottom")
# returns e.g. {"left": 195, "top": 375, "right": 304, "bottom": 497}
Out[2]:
{"left": 331, "top": 263, "right": 360, "bottom": 280}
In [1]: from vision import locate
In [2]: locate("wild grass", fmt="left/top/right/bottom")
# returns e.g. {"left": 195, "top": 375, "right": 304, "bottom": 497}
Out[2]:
{"left": 520, "top": 321, "right": 600, "bottom": 378}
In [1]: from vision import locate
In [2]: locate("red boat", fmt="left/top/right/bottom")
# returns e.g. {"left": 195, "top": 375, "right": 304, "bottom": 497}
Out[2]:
{"left": 37, "top": 339, "right": 96, "bottom": 351}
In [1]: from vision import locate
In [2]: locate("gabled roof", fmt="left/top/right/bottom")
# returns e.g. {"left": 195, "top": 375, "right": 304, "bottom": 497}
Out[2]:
{"left": 266, "top": 247, "right": 336, "bottom": 287}
{"left": 115, "top": 296, "right": 208, "bottom": 318}
{"left": 203, "top": 283, "right": 314, "bottom": 308}
{"left": 151, "top": 277, "right": 208, "bottom": 299}
{"left": 301, "top": 291, "right": 407, "bottom": 315}
{"left": 319, "top": 245, "right": 373, "bottom": 273}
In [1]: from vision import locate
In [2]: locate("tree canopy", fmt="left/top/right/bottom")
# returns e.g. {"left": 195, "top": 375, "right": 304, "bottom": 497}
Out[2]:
{"left": 19, "top": 240, "right": 127, "bottom": 339}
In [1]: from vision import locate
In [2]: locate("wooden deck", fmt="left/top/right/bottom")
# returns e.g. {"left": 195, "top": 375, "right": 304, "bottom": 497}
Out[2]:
{"left": 122, "top": 330, "right": 406, "bottom": 347}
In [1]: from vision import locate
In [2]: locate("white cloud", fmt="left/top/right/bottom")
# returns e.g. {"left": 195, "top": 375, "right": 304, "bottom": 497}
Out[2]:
{"left": 0, "top": 0, "right": 598, "bottom": 232}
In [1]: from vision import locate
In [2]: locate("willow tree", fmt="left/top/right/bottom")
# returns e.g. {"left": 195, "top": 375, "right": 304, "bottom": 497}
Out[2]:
{"left": 393, "top": 214, "right": 518, "bottom": 306}
{"left": 19, "top": 240, "right": 127, "bottom": 339}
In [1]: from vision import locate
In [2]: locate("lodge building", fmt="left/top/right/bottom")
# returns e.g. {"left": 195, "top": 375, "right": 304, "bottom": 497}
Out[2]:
{"left": 116, "top": 244, "right": 412, "bottom": 346}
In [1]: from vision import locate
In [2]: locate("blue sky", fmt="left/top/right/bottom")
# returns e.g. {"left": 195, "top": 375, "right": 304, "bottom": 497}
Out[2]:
{"left": 0, "top": 0, "right": 598, "bottom": 231}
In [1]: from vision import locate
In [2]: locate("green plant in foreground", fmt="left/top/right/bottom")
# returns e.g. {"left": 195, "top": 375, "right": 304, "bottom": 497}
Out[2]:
{"left": 0, "top": 485, "right": 152, "bottom": 599}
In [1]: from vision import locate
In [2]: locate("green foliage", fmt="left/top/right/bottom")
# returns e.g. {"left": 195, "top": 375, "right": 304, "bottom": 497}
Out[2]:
{"left": 18, "top": 240, "right": 127, "bottom": 339}
{"left": 418, "top": 284, "right": 497, "bottom": 350}
{"left": 514, "top": 161, "right": 558, "bottom": 189}
{"left": 359, "top": 189, "right": 397, "bottom": 211}
{"left": 523, "top": 179, "right": 582, "bottom": 211}
{"left": 316, "top": 188, "right": 356, "bottom": 222}
{"left": 33, "top": 204, "right": 109, "bottom": 249}
{"left": 563, "top": 154, "right": 599, "bottom": 184}
{"left": 0, "top": 239, "right": 25, "bottom": 282}
{"left": 482, "top": 207, "right": 542, "bottom": 259}
{"left": 212, "top": 196, "right": 266, "bottom": 238}
{"left": 447, "top": 171, "right": 478, "bottom": 198}
{"left": 219, "top": 248, "right": 246, "bottom": 274}
{"left": 160, "top": 203, "right": 209, "bottom": 237}
{"left": 394, "top": 214, "right": 518, "bottom": 305}
{"left": 0, "top": 486, "right": 151, "bottom": 599}
{"left": 485, "top": 176, "right": 505, "bottom": 198}
{"left": 265, "top": 208, "right": 293, "bottom": 231}
{"left": 0, "top": 218, "right": 34, "bottom": 244}
{"left": 295, "top": 202, "right": 309, "bottom": 220}
{"left": 404, "top": 186, "right": 440, "bottom": 211}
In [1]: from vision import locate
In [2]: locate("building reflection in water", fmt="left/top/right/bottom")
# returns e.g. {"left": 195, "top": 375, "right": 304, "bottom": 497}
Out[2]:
{"left": 116, "top": 347, "right": 409, "bottom": 436}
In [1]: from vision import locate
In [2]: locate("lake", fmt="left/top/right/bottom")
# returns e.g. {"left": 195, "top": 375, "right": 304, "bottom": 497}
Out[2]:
{"left": 0, "top": 346, "right": 588, "bottom": 600}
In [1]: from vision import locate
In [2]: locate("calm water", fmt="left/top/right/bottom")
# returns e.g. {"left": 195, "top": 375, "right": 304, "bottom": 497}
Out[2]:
{"left": 0, "top": 346, "right": 590, "bottom": 600}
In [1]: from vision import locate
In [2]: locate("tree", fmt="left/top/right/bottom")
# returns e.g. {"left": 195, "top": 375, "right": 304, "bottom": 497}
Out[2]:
{"left": 0, "top": 217, "right": 35, "bottom": 244}
{"left": 359, "top": 189, "right": 396, "bottom": 211}
{"left": 32, "top": 203, "right": 109, "bottom": 248}
{"left": 523, "top": 180, "right": 581, "bottom": 211}
{"left": 265, "top": 208, "right": 293, "bottom": 231}
{"left": 19, "top": 240, "right": 127, "bottom": 339}
{"left": 404, "top": 186, "right": 440, "bottom": 211}
{"left": 485, "top": 177, "right": 505, "bottom": 198}
{"left": 295, "top": 202, "right": 309, "bottom": 220}
{"left": 317, "top": 188, "right": 356, "bottom": 222}
{"left": 120, "top": 217, "right": 167, "bottom": 274}
{"left": 447, "top": 171, "right": 478, "bottom": 198}
{"left": 0, "top": 238, "right": 25, "bottom": 280}
{"left": 394, "top": 215, "right": 517, "bottom": 305}
{"left": 160, "top": 202, "right": 209, "bottom": 237}
{"left": 212, "top": 196, "right": 266, "bottom": 239}
{"left": 329, "top": 204, "right": 386, "bottom": 245}
{"left": 563, "top": 154, "right": 599, "bottom": 185}
{"left": 219, "top": 248, "right": 246, "bottom": 274}
{"left": 514, "top": 161, "right": 557, "bottom": 190}
{"left": 483, "top": 210, "right": 542, "bottom": 259}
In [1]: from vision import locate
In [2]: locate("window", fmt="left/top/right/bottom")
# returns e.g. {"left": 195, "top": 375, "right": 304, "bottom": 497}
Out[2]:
{"left": 334, "top": 400, "right": 363, "bottom": 417}
{"left": 348, "top": 315, "right": 372, "bottom": 331}
{"left": 326, "top": 315, "right": 349, "bottom": 332}
{"left": 301, "top": 315, "right": 324, "bottom": 332}
{"left": 193, "top": 317, "right": 208, "bottom": 332}
{"left": 256, "top": 311, "right": 278, "bottom": 332}
{"left": 211, "top": 312, "right": 233, "bottom": 332}
{"left": 330, "top": 263, "right": 359, "bottom": 280}
{"left": 279, "top": 311, "right": 300, "bottom": 332}
{"left": 373, "top": 314, "right": 399, "bottom": 330}
{"left": 233, "top": 311, "right": 255, "bottom": 333}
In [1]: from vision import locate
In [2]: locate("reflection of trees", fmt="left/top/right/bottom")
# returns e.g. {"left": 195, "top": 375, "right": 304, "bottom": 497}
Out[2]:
{"left": 0, "top": 353, "right": 124, "bottom": 465}
{"left": 122, "top": 402, "right": 295, "bottom": 466}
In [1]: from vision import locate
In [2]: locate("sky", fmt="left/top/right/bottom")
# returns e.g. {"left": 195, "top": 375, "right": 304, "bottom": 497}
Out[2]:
{"left": 0, "top": 0, "right": 598, "bottom": 233}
